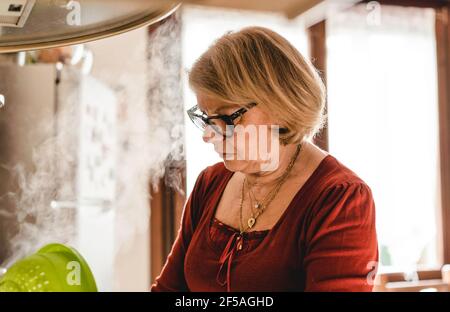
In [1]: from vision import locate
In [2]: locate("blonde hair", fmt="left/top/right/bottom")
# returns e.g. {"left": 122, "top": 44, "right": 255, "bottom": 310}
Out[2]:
{"left": 188, "top": 26, "right": 326, "bottom": 144}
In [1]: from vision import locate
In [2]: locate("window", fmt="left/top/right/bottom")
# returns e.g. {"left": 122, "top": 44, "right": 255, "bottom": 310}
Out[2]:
{"left": 327, "top": 5, "right": 440, "bottom": 271}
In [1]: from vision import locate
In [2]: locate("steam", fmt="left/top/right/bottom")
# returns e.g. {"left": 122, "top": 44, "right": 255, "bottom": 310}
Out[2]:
{"left": 0, "top": 13, "right": 185, "bottom": 272}
{"left": 113, "top": 13, "right": 185, "bottom": 255}
{"left": 146, "top": 14, "right": 185, "bottom": 191}
{"left": 0, "top": 68, "right": 81, "bottom": 267}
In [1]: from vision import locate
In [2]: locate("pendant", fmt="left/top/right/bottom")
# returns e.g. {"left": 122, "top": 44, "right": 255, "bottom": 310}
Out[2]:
{"left": 247, "top": 217, "right": 256, "bottom": 228}
{"left": 254, "top": 203, "right": 261, "bottom": 209}
{"left": 237, "top": 236, "right": 243, "bottom": 250}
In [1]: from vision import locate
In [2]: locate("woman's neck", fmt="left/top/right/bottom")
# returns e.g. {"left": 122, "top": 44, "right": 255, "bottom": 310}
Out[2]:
{"left": 244, "top": 141, "right": 308, "bottom": 189}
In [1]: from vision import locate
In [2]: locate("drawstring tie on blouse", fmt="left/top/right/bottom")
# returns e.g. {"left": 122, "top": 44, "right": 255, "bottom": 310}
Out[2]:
{"left": 216, "top": 232, "right": 243, "bottom": 292}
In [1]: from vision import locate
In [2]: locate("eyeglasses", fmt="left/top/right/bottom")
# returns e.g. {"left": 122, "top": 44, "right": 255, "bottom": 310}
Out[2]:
{"left": 187, "top": 102, "right": 257, "bottom": 137}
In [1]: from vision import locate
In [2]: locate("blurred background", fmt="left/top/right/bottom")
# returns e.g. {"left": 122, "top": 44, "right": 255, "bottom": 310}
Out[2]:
{"left": 0, "top": 0, "right": 450, "bottom": 291}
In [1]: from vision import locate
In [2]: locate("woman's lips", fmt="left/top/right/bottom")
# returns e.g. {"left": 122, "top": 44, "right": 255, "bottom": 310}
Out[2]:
{"left": 219, "top": 152, "right": 235, "bottom": 159}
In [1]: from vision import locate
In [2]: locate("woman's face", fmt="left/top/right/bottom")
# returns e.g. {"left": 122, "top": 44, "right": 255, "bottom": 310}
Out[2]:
{"left": 196, "top": 93, "right": 282, "bottom": 174}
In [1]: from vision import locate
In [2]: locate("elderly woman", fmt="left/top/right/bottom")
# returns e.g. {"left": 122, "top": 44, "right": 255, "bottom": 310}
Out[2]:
{"left": 151, "top": 26, "right": 378, "bottom": 292}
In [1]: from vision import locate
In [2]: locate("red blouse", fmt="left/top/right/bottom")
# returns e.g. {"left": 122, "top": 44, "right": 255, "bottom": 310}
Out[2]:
{"left": 151, "top": 155, "right": 379, "bottom": 292}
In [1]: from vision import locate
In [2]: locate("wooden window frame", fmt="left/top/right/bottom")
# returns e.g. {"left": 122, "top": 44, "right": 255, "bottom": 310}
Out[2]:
{"left": 308, "top": 20, "right": 329, "bottom": 152}
{"left": 150, "top": 160, "right": 186, "bottom": 283}
{"left": 435, "top": 1, "right": 450, "bottom": 266}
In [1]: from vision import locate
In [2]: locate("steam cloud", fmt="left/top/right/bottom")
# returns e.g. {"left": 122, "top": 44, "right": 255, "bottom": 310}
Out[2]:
{"left": 0, "top": 14, "right": 185, "bottom": 274}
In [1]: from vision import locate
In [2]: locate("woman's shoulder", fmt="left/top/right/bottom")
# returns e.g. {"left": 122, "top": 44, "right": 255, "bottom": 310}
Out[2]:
{"left": 316, "top": 154, "right": 371, "bottom": 191}
{"left": 185, "top": 162, "right": 231, "bottom": 228}
{"left": 297, "top": 155, "right": 376, "bottom": 231}
{"left": 201, "top": 161, "right": 231, "bottom": 182}
{"left": 297, "top": 154, "right": 375, "bottom": 213}
{"left": 192, "top": 162, "right": 232, "bottom": 198}
{"left": 307, "top": 154, "right": 375, "bottom": 214}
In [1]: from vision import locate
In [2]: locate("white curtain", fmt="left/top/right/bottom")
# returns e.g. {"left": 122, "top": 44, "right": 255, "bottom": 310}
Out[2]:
{"left": 327, "top": 4, "right": 440, "bottom": 271}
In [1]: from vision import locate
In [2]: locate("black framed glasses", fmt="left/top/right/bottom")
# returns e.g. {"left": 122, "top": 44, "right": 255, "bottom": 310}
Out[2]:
{"left": 187, "top": 102, "right": 257, "bottom": 137}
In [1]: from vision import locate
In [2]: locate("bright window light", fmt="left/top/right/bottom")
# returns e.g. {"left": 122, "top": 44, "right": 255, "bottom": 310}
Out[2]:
{"left": 327, "top": 5, "right": 440, "bottom": 271}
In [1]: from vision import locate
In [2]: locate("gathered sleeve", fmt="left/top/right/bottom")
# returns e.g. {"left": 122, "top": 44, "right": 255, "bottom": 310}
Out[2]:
{"left": 303, "top": 182, "right": 379, "bottom": 292}
{"left": 150, "top": 169, "right": 207, "bottom": 292}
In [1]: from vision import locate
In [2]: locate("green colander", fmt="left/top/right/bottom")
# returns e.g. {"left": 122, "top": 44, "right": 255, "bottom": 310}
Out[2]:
{"left": 0, "top": 243, "right": 97, "bottom": 292}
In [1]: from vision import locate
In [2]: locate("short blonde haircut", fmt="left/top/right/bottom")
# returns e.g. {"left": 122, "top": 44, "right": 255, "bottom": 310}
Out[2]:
{"left": 188, "top": 26, "right": 326, "bottom": 144}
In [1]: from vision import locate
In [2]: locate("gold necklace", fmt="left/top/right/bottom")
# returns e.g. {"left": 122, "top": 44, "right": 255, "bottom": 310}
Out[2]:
{"left": 238, "top": 143, "right": 302, "bottom": 235}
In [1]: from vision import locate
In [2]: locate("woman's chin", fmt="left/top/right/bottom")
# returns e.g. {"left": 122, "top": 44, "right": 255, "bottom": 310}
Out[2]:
{"left": 222, "top": 158, "right": 262, "bottom": 173}
{"left": 222, "top": 158, "right": 246, "bottom": 172}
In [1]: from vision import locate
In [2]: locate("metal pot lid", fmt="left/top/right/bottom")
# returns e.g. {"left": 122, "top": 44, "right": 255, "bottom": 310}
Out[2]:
{"left": 0, "top": 0, "right": 180, "bottom": 53}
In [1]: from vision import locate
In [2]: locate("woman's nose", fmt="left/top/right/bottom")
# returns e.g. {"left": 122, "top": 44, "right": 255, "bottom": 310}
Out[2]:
{"left": 203, "top": 125, "right": 225, "bottom": 144}
{"left": 202, "top": 126, "right": 215, "bottom": 143}
{"left": 202, "top": 132, "right": 210, "bottom": 143}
